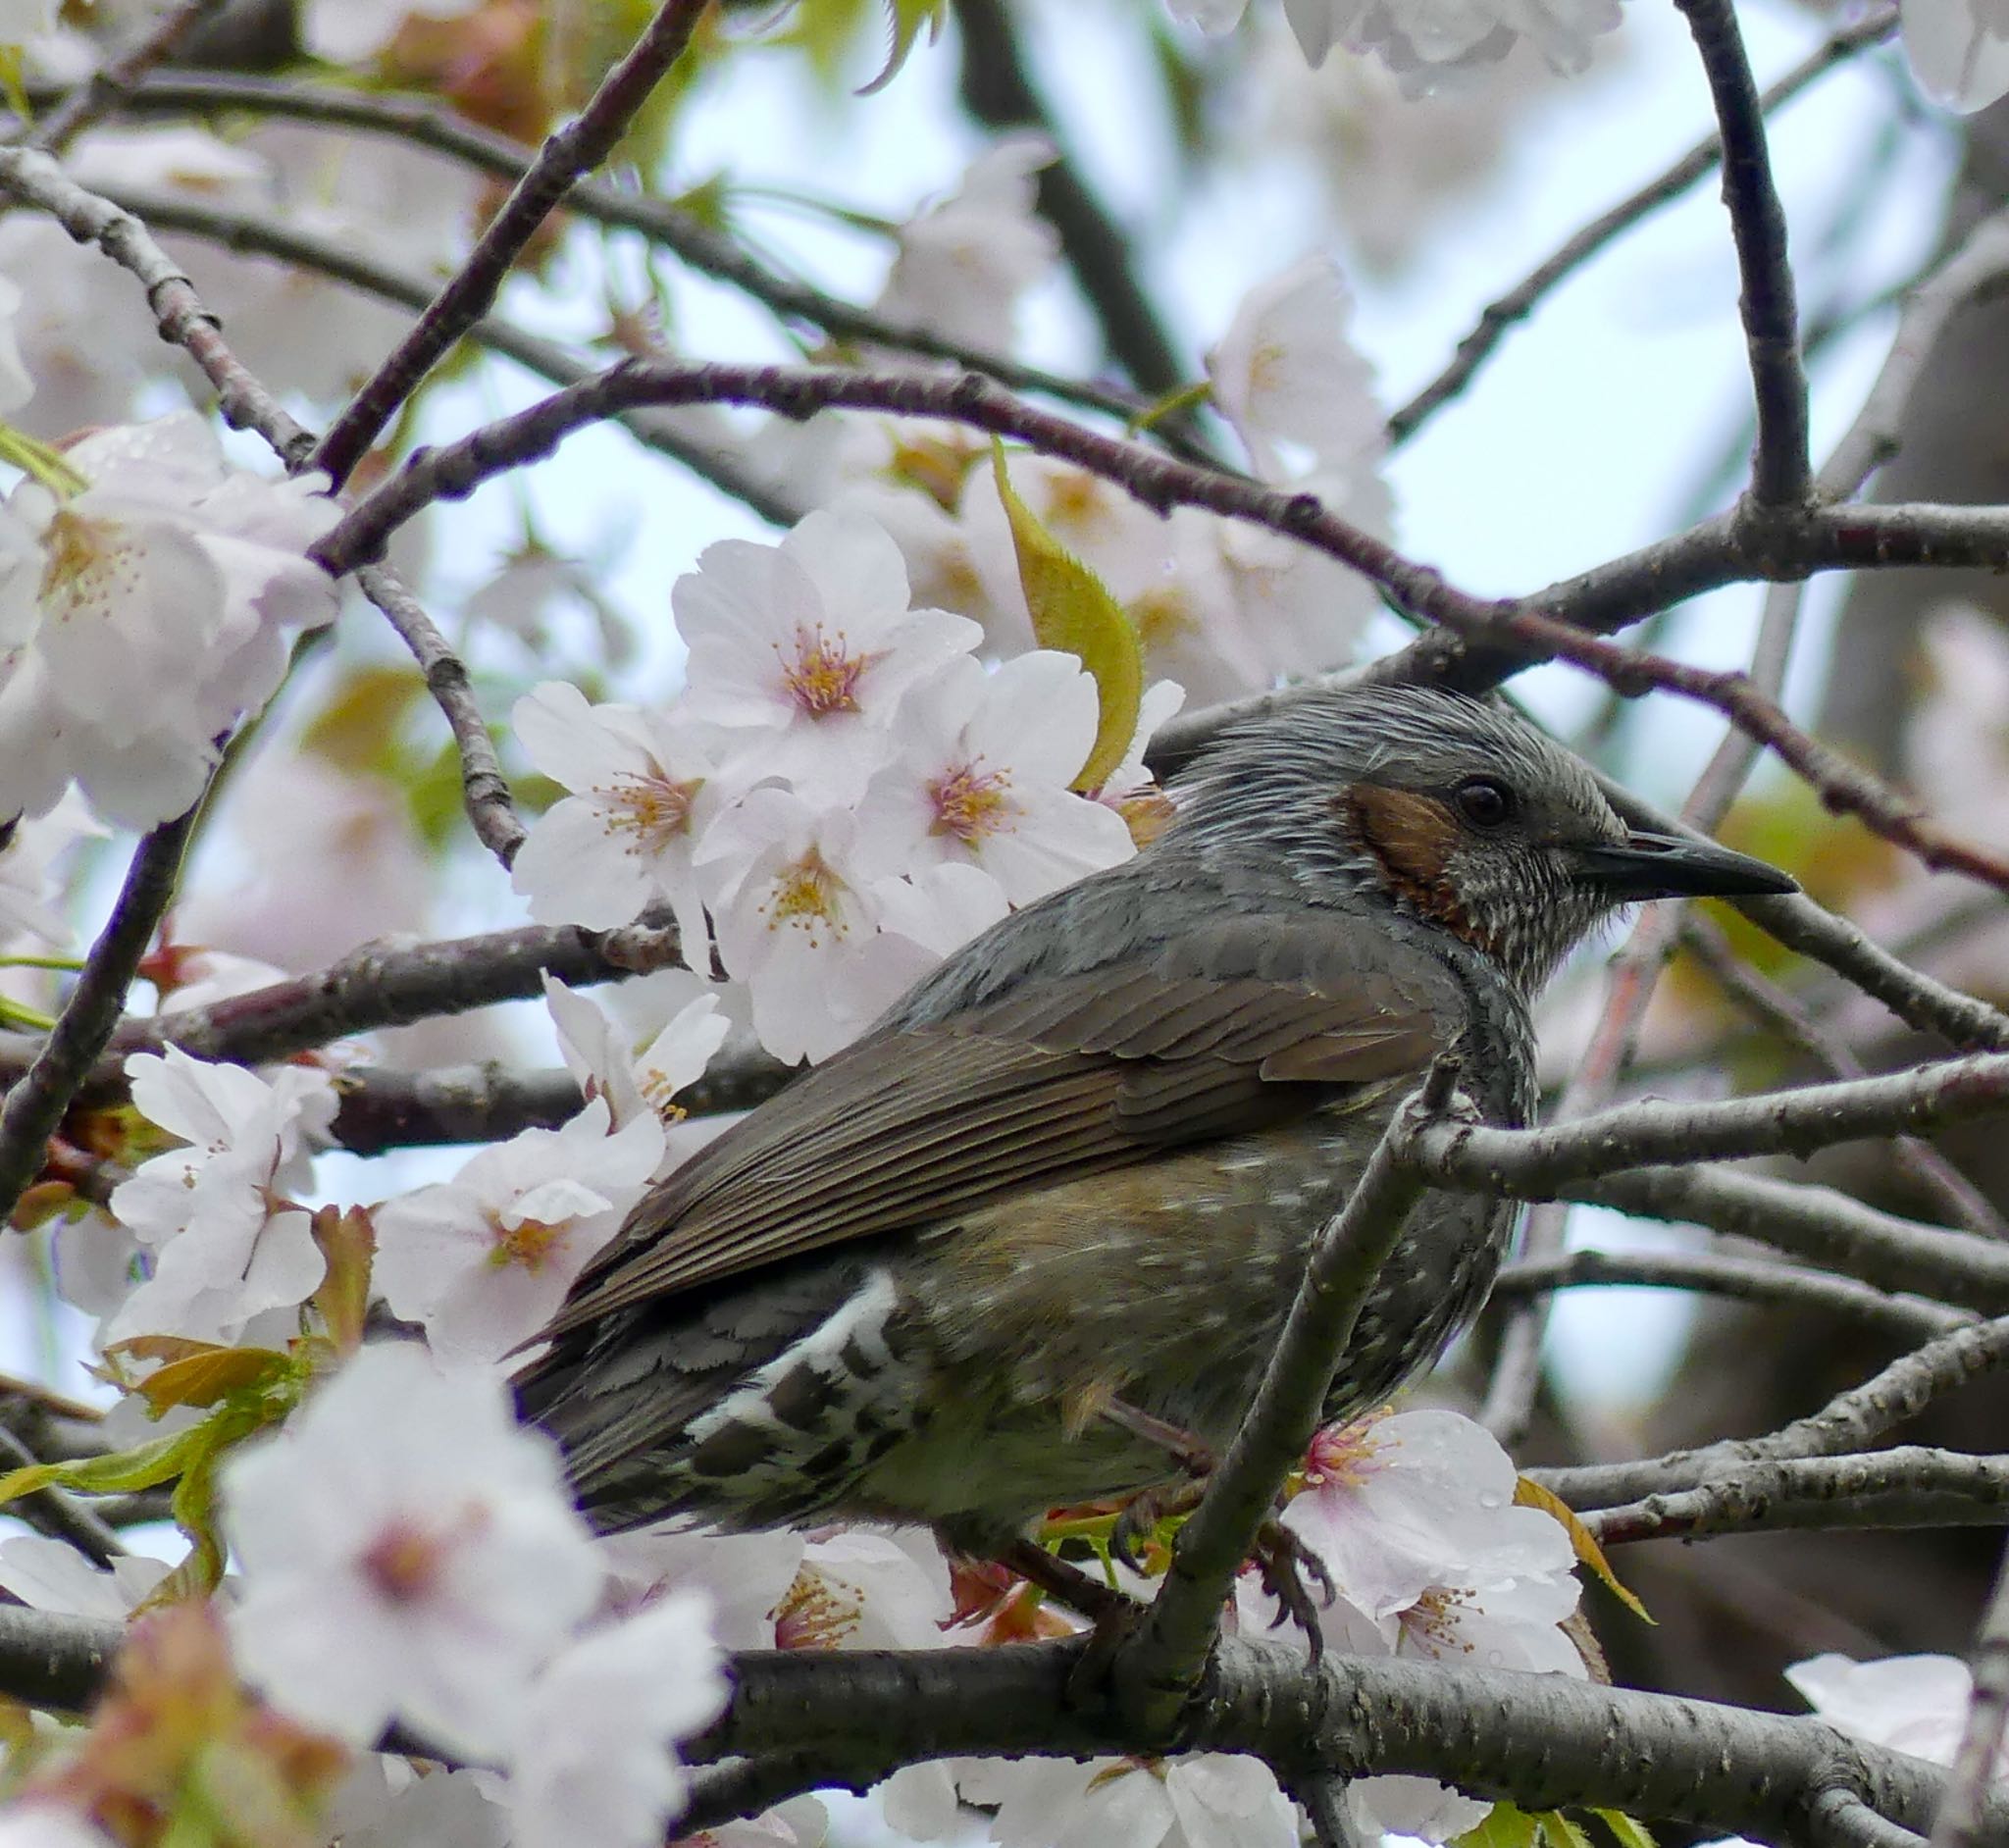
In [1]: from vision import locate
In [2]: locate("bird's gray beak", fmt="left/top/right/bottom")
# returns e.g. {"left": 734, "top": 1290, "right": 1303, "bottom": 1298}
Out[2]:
{"left": 1571, "top": 831, "right": 1798, "bottom": 901}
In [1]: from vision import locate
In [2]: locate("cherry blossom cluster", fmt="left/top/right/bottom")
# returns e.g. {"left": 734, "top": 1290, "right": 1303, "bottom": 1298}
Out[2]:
{"left": 745, "top": 152, "right": 1392, "bottom": 710}
{"left": 510, "top": 505, "right": 1162, "bottom": 1065}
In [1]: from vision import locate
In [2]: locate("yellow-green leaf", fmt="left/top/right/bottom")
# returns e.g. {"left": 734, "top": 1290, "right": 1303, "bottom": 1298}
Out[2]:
{"left": 1516, "top": 1476, "right": 1653, "bottom": 1623}
{"left": 0, "top": 1426, "right": 205, "bottom": 1503}
{"left": 1593, "top": 1811, "right": 1658, "bottom": 1848}
{"left": 310, "top": 1206, "right": 376, "bottom": 1356}
{"left": 1536, "top": 1812, "right": 1598, "bottom": 1848}
{"left": 859, "top": 0, "right": 947, "bottom": 92}
{"left": 1453, "top": 1802, "right": 1542, "bottom": 1848}
{"left": 991, "top": 444, "right": 1143, "bottom": 793}
{"left": 132, "top": 1347, "right": 290, "bottom": 1417}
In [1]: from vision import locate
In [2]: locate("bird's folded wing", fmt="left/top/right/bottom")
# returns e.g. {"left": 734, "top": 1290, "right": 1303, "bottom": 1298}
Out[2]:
{"left": 538, "top": 917, "right": 1449, "bottom": 1337}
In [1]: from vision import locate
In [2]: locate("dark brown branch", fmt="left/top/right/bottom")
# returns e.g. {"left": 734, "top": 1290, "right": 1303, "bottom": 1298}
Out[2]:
{"left": 950, "top": 0, "right": 1187, "bottom": 397}
{"left": 25, "top": 0, "right": 232, "bottom": 154}
{"left": 1387, "top": 4, "right": 1896, "bottom": 444}
{"left": 311, "top": 0, "right": 710, "bottom": 485}
{"left": 0, "top": 809, "right": 196, "bottom": 1222}
{"left": 1674, "top": 0, "right": 1811, "bottom": 505}
{"left": 1935, "top": 1535, "right": 2009, "bottom": 1848}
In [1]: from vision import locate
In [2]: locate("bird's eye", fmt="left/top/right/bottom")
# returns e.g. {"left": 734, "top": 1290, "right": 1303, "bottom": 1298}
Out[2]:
{"left": 1454, "top": 777, "right": 1517, "bottom": 828}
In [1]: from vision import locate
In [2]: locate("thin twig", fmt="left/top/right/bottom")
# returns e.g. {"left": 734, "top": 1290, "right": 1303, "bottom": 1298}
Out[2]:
{"left": 1681, "top": 910, "right": 2009, "bottom": 1240}
{"left": 1674, "top": 0, "right": 1811, "bottom": 505}
{"left": 360, "top": 564, "right": 525, "bottom": 868}
{"left": 311, "top": 0, "right": 711, "bottom": 486}
{"left": 0, "top": 1425, "right": 125, "bottom": 1567}
{"left": 1118, "top": 1063, "right": 1451, "bottom": 1727}
{"left": 20, "top": 70, "right": 1196, "bottom": 451}
{"left": 1492, "top": 1246, "right": 1973, "bottom": 1339}
{"left": 1387, "top": 4, "right": 1896, "bottom": 444}
{"left": 951, "top": 0, "right": 1187, "bottom": 398}
{"left": 25, "top": 0, "right": 230, "bottom": 155}
{"left": 0, "top": 809, "right": 196, "bottom": 1223}
{"left": 1932, "top": 1535, "right": 2009, "bottom": 1848}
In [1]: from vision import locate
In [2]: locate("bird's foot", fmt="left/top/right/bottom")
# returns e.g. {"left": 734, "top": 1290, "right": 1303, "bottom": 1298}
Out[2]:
{"left": 1251, "top": 1516, "right": 1335, "bottom": 1662}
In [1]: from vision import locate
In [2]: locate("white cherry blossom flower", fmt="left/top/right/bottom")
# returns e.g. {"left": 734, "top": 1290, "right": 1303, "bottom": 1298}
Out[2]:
{"left": 696, "top": 790, "right": 887, "bottom": 1064}
{"left": 510, "top": 680, "right": 723, "bottom": 951}
{"left": 854, "top": 652, "right": 1136, "bottom": 901}
{"left": 1898, "top": 0, "right": 2009, "bottom": 109}
{"left": 105, "top": 1048, "right": 337, "bottom": 1345}
{"left": 303, "top": 0, "right": 482, "bottom": 64}
{"left": 506, "top": 1592, "right": 727, "bottom": 1848}
{"left": 776, "top": 1529, "right": 955, "bottom": 1653}
{"left": 970, "top": 1752, "right": 1297, "bottom": 1848}
{"left": 0, "top": 1535, "right": 169, "bottom": 1618}
{"left": 0, "top": 413, "right": 339, "bottom": 827}
{"left": 372, "top": 1098, "right": 661, "bottom": 1366}
{"left": 597, "top": 1525, "right": 808, "bottom": 1650}
{"left": 223, "top": 1341, "right": 603, "bottom": 1755}
{"left": 0, "top": 1809, "right": 116, "bottom": 1848}
{"left": 0, "top": 792, "right": 101, "bottom": 947}
{"left": 1785, "top": 1653, "right": 1989, "bottom": 1770}
{"left": 673, "top": 510, "right": 980, "bottom": 804}
{"left": 0, "top": 274, "right": 32, "bottom": 413}
{"left": 327, "top": 1762, "right": 510, "bottom": 1848}
{"left": 1209, "top": 255, "right": 1383, "bottom": 485}
{"left": 1165, "top": 0, "right": 1620, "bottom": 81}
{"left": 876, "top": 136, "right": 1060, "bottom": 353}
{"left": 542, "top": 970, "right": 731, "bottom": 1159}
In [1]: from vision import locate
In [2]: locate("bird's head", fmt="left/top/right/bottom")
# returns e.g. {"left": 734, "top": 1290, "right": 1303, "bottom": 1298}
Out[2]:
{"left": 1174, "top": 685, "right": 1796, "bottom": 995}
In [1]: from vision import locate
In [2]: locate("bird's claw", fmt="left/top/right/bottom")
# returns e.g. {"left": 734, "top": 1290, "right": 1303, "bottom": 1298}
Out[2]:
{"left": 1254, "top": 1517, "right": 1334, "bottom": 1662}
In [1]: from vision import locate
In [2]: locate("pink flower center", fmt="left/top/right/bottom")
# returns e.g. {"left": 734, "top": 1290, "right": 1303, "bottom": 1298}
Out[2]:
{"left": 779, "top": 628, "right": 869, "bottom": 719}
{"left": 360, "top": 1518, "right": 450, "bottom": 1605}
{"left": 927, "top": 760, "right": 1013, "bottom": 844}
{"left": 604, "top": 769, "right": 701, "bottom": 854}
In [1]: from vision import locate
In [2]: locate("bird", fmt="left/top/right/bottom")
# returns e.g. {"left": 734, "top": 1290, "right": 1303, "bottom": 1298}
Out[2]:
{"left": 514, "top": 684, "right": 1794, "bottom": 1562}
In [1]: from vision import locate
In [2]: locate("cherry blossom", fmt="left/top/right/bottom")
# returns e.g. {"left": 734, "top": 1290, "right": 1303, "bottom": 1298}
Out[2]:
{"left": 0, "top": 793, "right": 99, "bottom": 947}
{"left": 1785, "top": 1653, "right": 1994, "bottom": 1771}
{"left": 1900, "top": 0, "right": 2009, "bottom": 109}
{"left": 542, "top": 969, "right": 730, "bottom": 1150}
{"left": 325, "top": 1762, "right": 510, "bottom": 1848}
{"left": 1164, "top": 0, "right": 1621, "bottom": 80}
{"left": 505, "top": 1592, "right": 727, "bottom": 1848}
{"left": 0, "top": 1809, "right": 115, "bottom": 1848}
{"left": 673, "top": 509, "right": 980, "bottom": 803}
{"left": 371, "top": 1098, "right": 661, "bottom": 1366}
{"left": 876, "top": 137, "right": 1061, "bottom": 353}
{"left": 303, "top": 0, "right": 483, "bottom": 64}
{"left": 0, "top": 414, "right": 340, "bottom": 828}
{"left": 696, "top": 789, "right": 893, "bottom": 1063}
{"left": 223, "top": 1341, "right": 603, "bottom": 1755}
{"left": 853, "top": 652, "right": 1136, "bottom": 901}
{"left": 510, "top": 680, "right": 724, "bottom": 950}
{"left": 0, "top": 1535, "right": 169, "bottom": 1618}
{"left": 105, "top": 1049, "right": 337, "bottom": 1345}
{"left": 968, "top": 1752, "right": 1298, "bottom": 1848}
{"left": 1209, "top": 256, "right": 1384, "bottom": 486}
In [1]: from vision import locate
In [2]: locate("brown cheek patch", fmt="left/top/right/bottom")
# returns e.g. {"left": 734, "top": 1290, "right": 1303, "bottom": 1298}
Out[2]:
{"left": 1337, "top": 785, "right": 1488, "bottom": 952}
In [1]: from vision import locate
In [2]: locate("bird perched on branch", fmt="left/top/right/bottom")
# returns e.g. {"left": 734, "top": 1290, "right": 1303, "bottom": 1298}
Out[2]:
{"left": 515, "top": 686, "right": 1792, "bottom": 1558}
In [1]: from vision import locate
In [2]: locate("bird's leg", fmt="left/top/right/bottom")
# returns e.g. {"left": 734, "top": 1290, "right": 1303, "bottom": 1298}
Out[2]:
{"left": 987, "top": 1533, "right": 1137, "bottom": 1624}
{"left": 1098, "top": 1397, "right": 1336, "bottom": 1659}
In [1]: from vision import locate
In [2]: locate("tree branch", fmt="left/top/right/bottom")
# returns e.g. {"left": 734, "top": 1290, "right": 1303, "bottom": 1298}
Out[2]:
{"left": 1674, "top": 0, "right": 1811, "bottom": 505}
{"left": 1117, "top": 1064, "right": 1449, "bottom": 1725}
{"left": 311, "top": 0, "right": 711, "bottom": 485}
{"left": 0, "top": 808, "right": 197, "bottom": 1222}
{"left": 1387, "top": 4, "right": 1896, "bottom": 444}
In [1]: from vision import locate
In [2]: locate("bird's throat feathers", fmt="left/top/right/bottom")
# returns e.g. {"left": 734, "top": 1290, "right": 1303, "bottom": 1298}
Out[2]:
{"left": 1337, "top": 783, "right": 1492, "bottom": 957}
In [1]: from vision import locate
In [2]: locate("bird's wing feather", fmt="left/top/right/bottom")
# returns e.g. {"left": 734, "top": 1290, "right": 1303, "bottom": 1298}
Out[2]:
{"left": 539, "top": 915, "right": 1449, "bottom": 1338}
